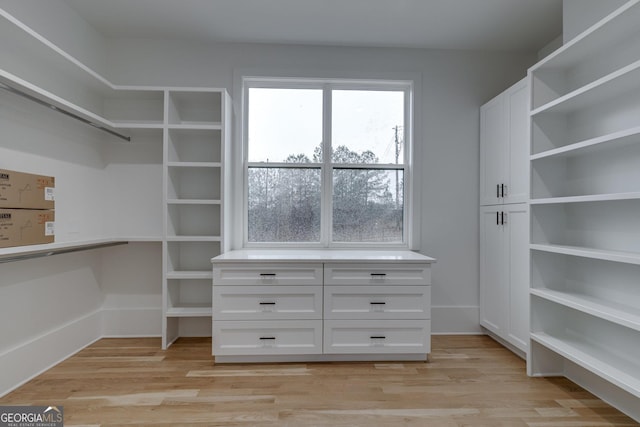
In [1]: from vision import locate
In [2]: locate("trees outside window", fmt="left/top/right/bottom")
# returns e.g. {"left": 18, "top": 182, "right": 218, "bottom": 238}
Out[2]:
{"left": 245, "top": 81, "right": 410, "bottom": 246}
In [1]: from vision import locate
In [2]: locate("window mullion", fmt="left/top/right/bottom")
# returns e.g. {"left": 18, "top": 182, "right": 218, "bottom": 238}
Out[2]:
{"left": 321, "top": 86, "right": 333, "bottom": 247}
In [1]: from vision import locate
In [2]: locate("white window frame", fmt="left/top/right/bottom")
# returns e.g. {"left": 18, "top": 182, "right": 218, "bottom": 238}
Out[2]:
{"left": 234, "top": 71, "right": 421, "bottom": 250}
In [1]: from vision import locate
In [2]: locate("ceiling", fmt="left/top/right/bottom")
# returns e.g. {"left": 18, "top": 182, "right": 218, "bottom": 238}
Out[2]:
{"left": 64, "top": 0, "right": 562, "bottom": 52}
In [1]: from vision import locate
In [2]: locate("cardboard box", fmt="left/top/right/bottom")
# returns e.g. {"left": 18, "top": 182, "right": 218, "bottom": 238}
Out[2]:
{"left": 0, "top": 209, "right": 55, "bottom": 248}
{"left": 0, "top": 169, "right": 55, "bottom": 209}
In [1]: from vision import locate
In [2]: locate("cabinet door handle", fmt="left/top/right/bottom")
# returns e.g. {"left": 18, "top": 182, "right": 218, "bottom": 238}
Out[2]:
{"left": 370, "top": 336, "right": 386, "bottom": 339}
{"left": 497, "top": 184, "right": 500, "bottom": 198}
{"left": 259, "top": 273, "right": 276, "bottom": 277}
{"left": 501, "top": 184, "right": 506, "bottom": 198}
{"left": 259, "top": 337, "right": 276, "bottom": 340}
{"left": 370, "top": 273, "right": 387, "bottom": 277}
{"left": 501, "top": 212, "right": 506, "bottom": 225}
{"left": 259, "top": 302, "right": 276, "bottom": 305}
{"left": 496, "top": 211, "right": 499, "bottom": 225}
{"left": 370, "top": 302, "right": 386, "bottom": 305}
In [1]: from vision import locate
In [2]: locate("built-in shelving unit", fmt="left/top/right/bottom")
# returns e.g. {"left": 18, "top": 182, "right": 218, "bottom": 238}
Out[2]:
{"left": 528, "top": 0, "right": 640, "bottom": 421}
{"left": 162, "top": 89, "right": 231, "bottom": 349}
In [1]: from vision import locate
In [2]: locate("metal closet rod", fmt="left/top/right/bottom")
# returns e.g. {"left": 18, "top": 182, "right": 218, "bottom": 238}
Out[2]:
{"left": 0, "top": 82, "right": 131, "bottom": 142}
{"left": 0, "top": 241, "right": 129, "bottom": 264}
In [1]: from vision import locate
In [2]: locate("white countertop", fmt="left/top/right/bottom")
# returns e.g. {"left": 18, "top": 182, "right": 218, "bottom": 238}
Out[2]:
{"left": 211, "top": 249, "right": 436, "bottom": 264}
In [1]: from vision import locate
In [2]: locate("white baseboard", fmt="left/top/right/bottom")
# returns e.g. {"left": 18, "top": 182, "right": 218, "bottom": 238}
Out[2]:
{"left": 431, "top": 306, "right": 481, "bottom": 334}
{"left": 0, "top": 309, "right": 102, "bottom": 397}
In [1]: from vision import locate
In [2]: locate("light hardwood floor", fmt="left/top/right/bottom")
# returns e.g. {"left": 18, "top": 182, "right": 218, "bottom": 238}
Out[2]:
{"left": 1, "top": 335, "right": 637, "bottom": 426}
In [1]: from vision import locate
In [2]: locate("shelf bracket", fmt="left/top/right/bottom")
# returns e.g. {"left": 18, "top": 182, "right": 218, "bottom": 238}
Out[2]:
{"left": 0, "top": 82, "right": 131, "bottom": 142}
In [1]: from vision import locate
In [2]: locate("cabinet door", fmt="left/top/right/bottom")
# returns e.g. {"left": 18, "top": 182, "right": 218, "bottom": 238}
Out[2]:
{"left": 504, "top": 79, "right": 529, "bottom": 204}
{"left": 480, "top": 206, "right": 508, "bottom": 335}
{"left": 480, "top": 95, "right": 507, "bottom": 206}
{"left": 505, "top": 204, "right": 529, "bottom": 352}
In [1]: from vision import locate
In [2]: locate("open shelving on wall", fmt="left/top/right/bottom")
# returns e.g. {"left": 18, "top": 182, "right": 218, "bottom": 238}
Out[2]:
{"left": 528, "top": 0, "right": 640, "bottom": 421}
{"left": 162, "top": 88, "right": 232, "bottom": 349}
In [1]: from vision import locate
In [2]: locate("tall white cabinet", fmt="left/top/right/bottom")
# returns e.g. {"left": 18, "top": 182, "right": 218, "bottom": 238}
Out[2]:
{"left": 479, "top": 77, "right": 530, "bottom": 356}
{"left": 528, "top": 0, "right": 640, "bottom": 421}
{"left": 163, "top": 89, "right": 232, "bottom": 349}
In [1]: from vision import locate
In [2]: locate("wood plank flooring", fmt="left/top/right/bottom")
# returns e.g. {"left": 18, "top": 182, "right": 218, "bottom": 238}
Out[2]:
{"left": 1, "top": 335, "right": 637, "bottom": 426}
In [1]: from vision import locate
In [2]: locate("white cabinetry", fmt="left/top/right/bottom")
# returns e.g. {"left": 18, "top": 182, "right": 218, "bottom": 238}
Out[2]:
{"left": 479, "top": 77, "right": 530, "bottom": 356}
{"left": 211, "top": 250, "right": 434, "bottom": 363}
{"left": 528, "top": 1, "right": 640, "bottom": 422}
{"left": 479, "top": 204, "right": 529, "bottom": 354}
{"left": 480, "top": 78, "right": 529, "bottom": 206}
{"left": 163, "top": 89, "right": 231, "bottom": 349}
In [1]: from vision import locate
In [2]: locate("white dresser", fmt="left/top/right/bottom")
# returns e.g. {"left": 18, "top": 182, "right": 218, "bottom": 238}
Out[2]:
{"left": 211, "top": 249, "right": 435, "bottom": 363}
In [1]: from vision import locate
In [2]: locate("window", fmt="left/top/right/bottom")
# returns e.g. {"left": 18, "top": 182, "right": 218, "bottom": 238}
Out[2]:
{"left": 243, "top": 77, "right": 412, "bottom": 247}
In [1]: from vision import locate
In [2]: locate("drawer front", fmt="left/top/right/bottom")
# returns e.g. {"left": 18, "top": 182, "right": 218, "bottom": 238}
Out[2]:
{"left": 324, "top": 285, "right": 430, "bottom": 320}
{"left": 213, "top": 285, "right": 322, "bottom": 320}
{"left": 213, "top": 320, "right": 322, "bottom": 356}
{"left": 324, "top": 319, "right": 430, "bottom": 354}
{"left": 324, "top": 263, "right": 430, "bottom": 286}
{"left": 212, "top": 263, "right": 323, "bottom": 286}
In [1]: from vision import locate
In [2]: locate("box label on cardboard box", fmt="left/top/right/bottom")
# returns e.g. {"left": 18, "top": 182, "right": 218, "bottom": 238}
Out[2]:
{"left": 45, "top": 187, "right": 55, "bottom": 201}
{"left": 45, "top": 221, "right": 55, "bottom": 236}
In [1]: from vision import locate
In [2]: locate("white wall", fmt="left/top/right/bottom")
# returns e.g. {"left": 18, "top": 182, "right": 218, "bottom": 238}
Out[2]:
{"left": 563, "top": 0, "right": 628, "bottom": 43}
{"left": 105, "top": 38, "right": 536, "bottom": 333}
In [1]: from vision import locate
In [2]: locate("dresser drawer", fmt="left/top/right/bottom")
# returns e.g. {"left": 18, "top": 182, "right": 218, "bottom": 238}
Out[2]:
{"left": 324, "top": 263, "right": 430, "bottom": 286}
{"left": 212, "top": 263, "right": 323, "bottom": 286}
{"left": 213, "top": 320, "right": 322, "bottom": 356}
{"left": 324, "top": 285, "right": 430, "bottom": 320}
{"left": 324, "top": 319, "right": 430, "bottom": 354}
{"left": 213, "top": 285, "right": 322, "bottom": 320}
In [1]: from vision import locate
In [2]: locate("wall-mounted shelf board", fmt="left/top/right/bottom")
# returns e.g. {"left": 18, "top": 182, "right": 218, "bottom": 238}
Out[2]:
{"left": 531, "top": 332, "right": 640, "bottom": 398}
{"left": 531, "top": 126, "right": 640, "bottom": 161}
{"left": 166, "top": 162, "right": 222, "bottom": 168}
{"left": 531, "top": 58, "right": 640, "bottom": 116}
{"left": 531, "top": 0, "right": 640, "bottom": 72}
{"left": 0, "top": 239, "right": 129, "bottom": 263}
{"left": 531, "top": 288, "right": 640, "bottom": 332}
{"left": 166, "top": 306, "right": 213, "bottom": 317}
{"left": 530, "top": 192, "right": 640, "bottom": 205}
{"left": 167, "top": 123, "right": 222, "bottom": 130}
{"left": 530, "top": 244, "right": 640, "bottom": 265}
{"left": 166, "top": 236, "right": 221, "bottom": 242}
{"left": 166, "top": 271, "right": 213, "bottom": 280}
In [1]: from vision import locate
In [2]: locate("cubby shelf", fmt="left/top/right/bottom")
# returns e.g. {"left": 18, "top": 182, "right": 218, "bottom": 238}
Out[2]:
{"left": 530, "top": 332, "right": 640, "bottom": 399}
{"left": 166, "top": 271, "right": 213, "bottom": 280}
{"left": 530, "top": 244, "right": 640, "bottom": 266}
{"left": 166, "top": 306, "right": 213, "bottom": 317}
{"left": 167, "top": 162, "right": 222, "bottom": 168}
{"left": 531, "top": 126, "right": 640, "bottom": 160}
{"left": 530, "top": 192, "right": 640, "bottom": 205}
{"left": 531, "top": 58, "right": 640, "bottom": 116}
{"left": 531, "top": 289, "right": 640, "bottom": 332}
{"left": 166, "top": 199, "right": 221, "bottom": 205}
{"left": 166, "top": 236, "right": 221, "bottom": 242}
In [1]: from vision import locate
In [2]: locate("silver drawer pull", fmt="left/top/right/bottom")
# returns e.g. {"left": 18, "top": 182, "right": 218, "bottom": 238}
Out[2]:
{"left": 259, "top": 302, "right": 276, "bottom": 305}
{"left": 259, "top": 337, "right": 276, "bottom": 340}
{"left": 370, "top": 302, "right": 386, "bottom": 305}
{"left": 370, "top": 336, "right": 386, "bottom": 340}
{"left": 259, "top": 273, "right": 276, "bottom": 277}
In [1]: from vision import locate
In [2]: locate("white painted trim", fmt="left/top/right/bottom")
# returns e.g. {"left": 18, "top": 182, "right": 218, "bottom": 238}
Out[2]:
{"left": 0, "top": 310, "right": 102, "bottom": 397}
{"left": 101, "top": 308, "right": 162, "bottom": 337}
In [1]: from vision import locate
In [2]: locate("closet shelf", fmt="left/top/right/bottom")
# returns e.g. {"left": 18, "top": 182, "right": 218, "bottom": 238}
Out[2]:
{"left": 166, "top": 271, "right": 213, "bottom": 280}
{"left": 166, "top": 306, "right": 212, "bottom": 317}
{"left": 530, "top": 244, "right": 640, "bottom": 265}
{"left": 531, "top": 289, "right": 640, "bottom": 332}
{"left": 166, "top": 162, "right": 222, "bottom": 168}
{"left": 531, "top": 126, "right": 640, "bottom": 160}
{"left": 531, "top": 332, "right": 640, "bottom": 398}
{"left": 166, "top": 236, "right": 221, "bottom": 242}
{"left": 530, "top": 192, "right": 640, "bottom": 205}
{"left": 167, "top": 123, "right": 222, "bottom": 130}
{"left": 0, "top": 70, "right": 131, "bottom": 142}
{"left": 531, "top": 58, "right": 640, "bottom": 116}
{"left": 166, "top": 199, "right": 221, "bottom": 205}
{"left": 531, "top": 0, "right": 640, "bottom": 72}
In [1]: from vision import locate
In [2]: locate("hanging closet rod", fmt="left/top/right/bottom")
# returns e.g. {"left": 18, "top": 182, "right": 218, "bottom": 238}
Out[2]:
{"left": 0, "top": 82, "right": 131, "bottom": 142}
{"left": 0, "top": 241, "right": 129, "bottom": 264}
